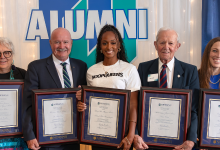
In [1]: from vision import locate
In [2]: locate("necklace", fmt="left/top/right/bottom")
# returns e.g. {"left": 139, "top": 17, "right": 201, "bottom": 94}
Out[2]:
{"left": 209, "top": 77, "right": 220, "bottom": 84}
{"left": 102, "top": 64, "right": 113, "bottom": 75}
{"left": 103, "top": 66, "right": 111, "bottom": 75}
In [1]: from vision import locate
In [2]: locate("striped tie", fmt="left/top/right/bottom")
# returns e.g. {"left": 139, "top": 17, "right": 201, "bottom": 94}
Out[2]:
{"left": 160, "top": 64, "right": 167, "bottom": 88}
{"left": 61, "top": 62, "right": 71, "bottom": 88}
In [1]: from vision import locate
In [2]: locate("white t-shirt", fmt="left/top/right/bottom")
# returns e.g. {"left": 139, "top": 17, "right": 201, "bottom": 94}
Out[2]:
{"left": 87, "top": 60, "right": 141, "bottom": 92}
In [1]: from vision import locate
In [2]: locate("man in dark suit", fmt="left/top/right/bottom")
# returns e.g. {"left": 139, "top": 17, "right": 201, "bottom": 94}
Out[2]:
{"left": 133, "top": 27, "right": 200, "bottom": 150}
{"left": 22, "top": 28, "right": 87, "bottom": 150}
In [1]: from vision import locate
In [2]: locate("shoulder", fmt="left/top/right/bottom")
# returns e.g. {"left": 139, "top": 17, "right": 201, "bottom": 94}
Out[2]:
{"left": 14, "top": 67, "right": 27, "bottom": 79}
{"left": 118, "top": 60, "right": 137, "bottom": 71}
{"left": 69, "top": 57, "right": 87, "bottom": 66}
{"left": 15, "top": 67, "right": 26, "bottom": 74}
{"left": 87, "top": 62, "right": 101, "bottom": 72}
{"left": 139, "top": 58, "right": 157, "bottom": 67}
{"left": 176, "top": 59, "right": 197, "bottom": 70}
{"left": 138, "top": 58, "right": 158, "bottom": 71}
{"left": 28, "top": 57, "right": 49, "bottom": 67}
{"left": 119, "top": 60, "right": 134, "bottom": 66}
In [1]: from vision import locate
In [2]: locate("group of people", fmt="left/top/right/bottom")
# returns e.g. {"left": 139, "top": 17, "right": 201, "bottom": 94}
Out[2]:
{"left": 0, "top": 24, "right": 219, "bottom": 150}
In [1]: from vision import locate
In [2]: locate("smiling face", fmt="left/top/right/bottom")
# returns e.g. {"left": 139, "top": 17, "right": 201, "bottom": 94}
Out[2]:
{"left": 154, "top": 30, "right": 180, "bottom": 64}
{"left": 209, "top": 41, "right": 220, "bottom": 72}
{"left": 0, "top": 44, "right": 13, "bottom": 73}
{"left": 49, "top": 28, "right": 72, "bottom": 61}
{"left": 100, "top": 31, "right": 120, "bottom": 63}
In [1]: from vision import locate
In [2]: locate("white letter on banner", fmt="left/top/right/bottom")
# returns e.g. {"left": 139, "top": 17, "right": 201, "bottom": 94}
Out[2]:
{"left": 86, "top": 10, "right": 114, "bottom": 39}
{"left": 116, "top": 10, "right": 136, "bottom": 39}
{"left": 26, "top": 11, "right": 49, "bottom": 39}
{"left": 50, "top": 11, "right": 58, "bottom": 36}
{"left": 65, "top": 10, "right": 85, "bottom": 39}
{"left": 139, "top": 9, "right": 147, "bottom": 39}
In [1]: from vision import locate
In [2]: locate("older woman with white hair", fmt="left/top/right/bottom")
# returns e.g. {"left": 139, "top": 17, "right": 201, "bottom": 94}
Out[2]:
{"left": 0, "top": 37, "right": 28, "bottom": 150}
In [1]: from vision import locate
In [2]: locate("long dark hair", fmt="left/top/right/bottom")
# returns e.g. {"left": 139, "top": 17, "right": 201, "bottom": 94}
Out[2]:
{"left": 198, "top": 37, "right": 220, "bottom": 88}
{"left": 96, "top": 24, "right": 128, "bottom": 63}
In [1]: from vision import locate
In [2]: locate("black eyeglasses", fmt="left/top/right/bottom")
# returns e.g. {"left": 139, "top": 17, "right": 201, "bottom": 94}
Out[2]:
{"left": 0, "top": 51, "right": 12, "bottom": 58}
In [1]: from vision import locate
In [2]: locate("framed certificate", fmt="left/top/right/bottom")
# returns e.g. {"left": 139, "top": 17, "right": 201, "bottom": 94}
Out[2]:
{"left": 32, "top": 88, "right": 80, "bottom": 145}
{"left": 0, "top": 80, "right": 24, "bottom": 138}
{"left": 80, "top": 85, "right": 131, "bottom": 148}
{"left": 197, "top": 88, "right": 220, "bottom": 149}
{"left": 138, "top": 87, "right": 192, "bottom": 149}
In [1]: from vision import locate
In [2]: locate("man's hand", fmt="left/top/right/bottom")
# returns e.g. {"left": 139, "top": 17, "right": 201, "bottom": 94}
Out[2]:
{"left": 133, "top": 135, "right": 148, "bottom": 150}
{"left": 174, "top": 140, "right": 194, "bottom": 150}
{"left": 76, "top": 85, "right": 87, "bottom": 112}
{"left": 76, "top": 85, "right": 82, "bottom": 100}
{"left": 26, "top": 138, "right": 40, "bottom": 150}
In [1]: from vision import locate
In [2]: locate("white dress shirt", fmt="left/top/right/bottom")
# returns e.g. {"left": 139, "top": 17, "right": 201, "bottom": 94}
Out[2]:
{"left": 52, "top": 54, "right": 74, "bottom": 88}
{"left": 158, "top": 57, "right": 175, "bottom": 88}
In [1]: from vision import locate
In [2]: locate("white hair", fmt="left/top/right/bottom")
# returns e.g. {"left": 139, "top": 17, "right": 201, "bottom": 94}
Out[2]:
{"left": 0, "top": 37, "right": 15, "bottom": 54}
{"left": 156, "top": 27, "right": 180, "bottom": 43}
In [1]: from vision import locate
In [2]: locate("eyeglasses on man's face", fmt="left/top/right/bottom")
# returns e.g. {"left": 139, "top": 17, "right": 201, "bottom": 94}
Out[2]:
{"left": 0, "top": 51, "right": 12, "bottom": 58}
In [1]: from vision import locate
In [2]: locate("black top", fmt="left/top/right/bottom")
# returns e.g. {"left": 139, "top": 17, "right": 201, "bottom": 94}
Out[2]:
{"left": 0, "top": 67, "right": 26, "bottom": 79}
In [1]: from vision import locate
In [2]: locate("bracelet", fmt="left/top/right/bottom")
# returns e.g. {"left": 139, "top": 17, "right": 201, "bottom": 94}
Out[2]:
{"left": 125, "top": 136, "right": 131, "bottom": 145}
{"left": 129, "top": 120, "right": 137, "bottom": 123}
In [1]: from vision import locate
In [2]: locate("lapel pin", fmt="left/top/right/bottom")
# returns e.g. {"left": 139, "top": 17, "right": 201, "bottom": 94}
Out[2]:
{"left": 72, "top": 66, "right": 75, "bottom": 68}
{"left": 177, "top": 75, "right": 180, "bottom": 78}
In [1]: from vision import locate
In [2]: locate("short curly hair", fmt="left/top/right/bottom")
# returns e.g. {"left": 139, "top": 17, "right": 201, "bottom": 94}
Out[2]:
{"left": 96, "top": 24, "right": 128, "bottom": 63}
{"left": 0, "top": 37, "right": 15, "bottom": 54}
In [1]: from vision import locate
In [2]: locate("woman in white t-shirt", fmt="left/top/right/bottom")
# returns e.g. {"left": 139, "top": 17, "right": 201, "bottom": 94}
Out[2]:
{"left": 77, "top": 24, "right": 143, "bottom": 149}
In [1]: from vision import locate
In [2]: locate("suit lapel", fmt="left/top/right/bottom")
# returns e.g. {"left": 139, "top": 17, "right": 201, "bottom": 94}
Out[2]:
{"left": 70, "top": 58, "right": 77, "bottom": 87}
{"left": 148, "top": 58, "right": 159, "bottom": 87}
{"left": 172, "top": 58, "right": 184, "bottom": 89}
{"left": 46, "top": 55, "right": 62, "bottom": 88}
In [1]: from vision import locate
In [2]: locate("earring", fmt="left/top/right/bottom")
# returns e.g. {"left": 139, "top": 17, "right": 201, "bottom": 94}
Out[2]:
{"left": 11, "top": 60, "right": 16, "bottom": 70}
{"left": 118, "top": 48, "right": 121, "bottom": 52}
{"left": 10, "top": 60, "right": 15, "bottom": 80}
{"left": 100, "top": 50, "right": 103, "bottom": 53}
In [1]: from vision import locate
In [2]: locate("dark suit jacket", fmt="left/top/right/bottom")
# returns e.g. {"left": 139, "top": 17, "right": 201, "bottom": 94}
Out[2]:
{"left": 138, "top": 58, "right": 200, "bottom": 143}
{"left": 22, "top": 55, "right": 87, "bottom": 141}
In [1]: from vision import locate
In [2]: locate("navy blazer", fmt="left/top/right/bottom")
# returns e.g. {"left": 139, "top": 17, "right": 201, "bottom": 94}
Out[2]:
{"left": 22, "top": 55, "right": 87, "bottom": 141}
{"left": 138, "top": 58, "right": 200, "bottom": 143}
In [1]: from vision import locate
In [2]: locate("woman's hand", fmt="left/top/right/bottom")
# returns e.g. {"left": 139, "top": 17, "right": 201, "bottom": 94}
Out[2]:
{"left": 117, "top": 134, "right": 134, "bottom": 150}
{"left": 77, "top": 101, "right": 86, "bottom": 112}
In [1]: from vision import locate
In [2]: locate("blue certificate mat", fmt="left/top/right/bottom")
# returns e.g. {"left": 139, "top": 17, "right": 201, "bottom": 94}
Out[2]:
{"left": 139, "top": 87, "right": 192, "bottom": 149}
{"left": 80, "top": 85, "right": 130, "bottom": 148}
{"left": 198, "top": 89, "right": 220, "bottom": 149}
{"left": 0, "top": 80, "right": 24, "bottom": 138}
{"left": 32, "top": 88, "right": 80, "bottom": 145}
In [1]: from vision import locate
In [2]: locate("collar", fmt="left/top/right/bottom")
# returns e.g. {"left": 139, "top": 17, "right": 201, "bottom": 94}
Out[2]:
{"left": 158, "top": 57, "right": 175, "bottom": 72}
{"left": 52, "top": 54, "right": 70, "bottom": 65}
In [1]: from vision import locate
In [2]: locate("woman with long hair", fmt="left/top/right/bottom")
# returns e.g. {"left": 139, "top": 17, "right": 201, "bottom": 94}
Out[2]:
{"left": 77, "top": 24, "right": 141, "bottom": 150}
{"left": 199, "top": 37, "right": 220, "bottom": 89}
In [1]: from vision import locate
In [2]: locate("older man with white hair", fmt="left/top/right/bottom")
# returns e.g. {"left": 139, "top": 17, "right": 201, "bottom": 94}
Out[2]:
{"left": 134, "top": 27, "right": 200, "bottom": 150}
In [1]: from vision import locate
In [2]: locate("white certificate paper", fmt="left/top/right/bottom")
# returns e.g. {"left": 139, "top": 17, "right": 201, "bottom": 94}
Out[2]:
{"left": 88, "top": 97, "right": 119, "bottom": 138}
{"left": 148, "top": 98, "right": 181, "bottom": 139}
{"left": 43, "top": 98, "right": 73, "bottom": 136}
{"left": 0, "top": 90, "right": 17, "bottom": 127}
{"left": 208, "top": 100, "right": 220, "bottom": 138}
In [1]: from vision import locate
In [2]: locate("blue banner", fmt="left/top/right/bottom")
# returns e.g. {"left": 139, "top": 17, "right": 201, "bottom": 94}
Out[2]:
{"left": 202, "top": 0, "right": 220, "bottom": 54}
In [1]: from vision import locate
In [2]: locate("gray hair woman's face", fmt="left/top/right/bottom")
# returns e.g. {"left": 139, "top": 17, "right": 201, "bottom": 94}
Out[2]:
{"left": 0, "top": 44, "right": 13, "bottom": 73}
